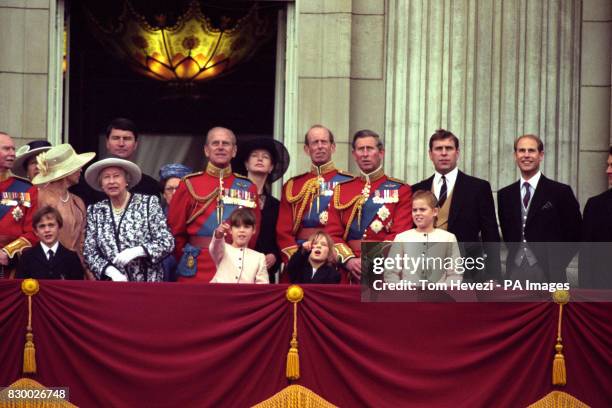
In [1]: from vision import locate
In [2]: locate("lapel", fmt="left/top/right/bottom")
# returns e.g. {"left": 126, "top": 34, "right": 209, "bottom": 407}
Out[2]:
{"left": 447, "top": 171, "right": 465, "bottom": 228}
{"left": 526, "top": 175, "right": 549, "bottom": 226}
{"left": 32, "top": 244, "right": 48, "bottom": 267}
{"left": 52, "top": 244, "right": 67, "bottom": 267}
{"left": 418, "top": 175, "right": 434, "bottom": 192}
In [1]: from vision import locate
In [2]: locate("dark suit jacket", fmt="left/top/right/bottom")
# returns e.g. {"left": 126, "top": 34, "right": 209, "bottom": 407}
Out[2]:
{"left": 412, "top": 170, "right": 501, "bottom": 281}
{"left": 579, "top": 189, "right": 612, "bottom": 288}
{"left": 287, "top": 246, "right": 340, "bottom": 284}
{"left": 497, "top": 175, "right": 582, "bottom": 283}
{"left": 16, "top": 243, "right": 85, "bottom": 280}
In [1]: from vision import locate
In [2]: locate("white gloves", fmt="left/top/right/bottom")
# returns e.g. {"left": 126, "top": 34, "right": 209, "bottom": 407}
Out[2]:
{"left": 105, "top": 266, "right": 128, "bottom": 282}
{"left": 112, "top": 246, "right": 146, "bottom": 267}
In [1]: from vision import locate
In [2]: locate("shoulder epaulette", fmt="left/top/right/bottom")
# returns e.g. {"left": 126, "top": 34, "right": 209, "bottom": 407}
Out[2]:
{"left": 12, "top": 175, "right": 32, "bottom": 184}
{"left": 233, "top": 172, "right": 251, "bottom": 181}
{"left": 182, "top": 171, "right": 203, "bottom": 181}
{"left": 386, "top": 176, "right": 406, "bottom": 185}
{"left": 336, "top": 170, "right": 355, "bottom": 178}
{"left": 337, "top": 177, "right": 356, "bottom": 185}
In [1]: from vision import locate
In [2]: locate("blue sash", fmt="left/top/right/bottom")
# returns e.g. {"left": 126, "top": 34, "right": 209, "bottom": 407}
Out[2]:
{"left": 0, "top": 178, "right": 31, "bottom": 220}
{"left": 347, "top": 180, "right": 402, "bottom": 241}
{"left": 196, "top": 177, "right": 255, "bottom": 237}
{"left": 302, "top": 173, "right": 353, "bottom": 228}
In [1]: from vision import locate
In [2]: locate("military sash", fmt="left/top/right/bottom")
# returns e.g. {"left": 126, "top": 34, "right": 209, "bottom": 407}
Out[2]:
{"left": 302, "top": 173, "right": 353, "bottom": 228}
{"left": 347, "top": 180, "right": 402, "bottom": 241}
{"left": 196, "top": 177, "right": 256, "bottom": 236}
{"left": 0, "top": 178, "right": 32, "bottom": 221}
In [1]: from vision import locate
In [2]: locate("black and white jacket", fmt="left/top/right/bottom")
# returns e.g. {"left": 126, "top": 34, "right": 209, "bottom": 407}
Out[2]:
{"left": 84, "top": 193, "right": 174, "bottom": 282}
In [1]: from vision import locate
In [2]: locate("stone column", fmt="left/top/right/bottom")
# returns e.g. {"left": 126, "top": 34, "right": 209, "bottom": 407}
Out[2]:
{"left": 578, "top": 0, "right": 611, "bottom": 205}
{"left": 0, "top": 0, "right": 51, "bottom": 147}
{"left": 384, "top": 0, "right": 582, "bottom": 193}
{"left": 283, "top": 0, "right": 353, "bottom": 179}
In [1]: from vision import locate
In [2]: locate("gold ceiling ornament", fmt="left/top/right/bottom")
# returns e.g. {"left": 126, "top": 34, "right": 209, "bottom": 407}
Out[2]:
{"left": 85, "top": 1, "right": 272, "bottom": 84}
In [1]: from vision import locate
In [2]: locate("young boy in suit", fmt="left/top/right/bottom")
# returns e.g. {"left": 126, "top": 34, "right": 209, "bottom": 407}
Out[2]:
{"left": 16, "top": 206, "right": 84, "bottom": 280}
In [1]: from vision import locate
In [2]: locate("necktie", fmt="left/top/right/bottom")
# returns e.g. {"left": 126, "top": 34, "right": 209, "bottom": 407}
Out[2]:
{"left": 438, "top": 175, "right": 447, "bottom": 207}
{"left": 47, "top": 249, "right": 54, "bottom": 263}
{"left": 523, "top": 182, "right": 531, "bottom": 209}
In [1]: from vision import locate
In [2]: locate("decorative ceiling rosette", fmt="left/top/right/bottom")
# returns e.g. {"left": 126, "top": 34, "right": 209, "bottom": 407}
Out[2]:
{"left": 84, "top": 1, "right": 272, "bottom": 84}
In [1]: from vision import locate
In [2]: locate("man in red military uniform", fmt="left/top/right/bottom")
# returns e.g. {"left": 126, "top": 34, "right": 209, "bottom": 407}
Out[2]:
{"left": 325, "top": 129, "right": 413, "bottom": 283}
{"left": 276, "top": 125, "right": 353, "bottom": 268}
{"left": 168, "top": 127, "right": 259, "bottom": 283}
{"left": 0, "top": 132, "right": 38, "bottom": 279}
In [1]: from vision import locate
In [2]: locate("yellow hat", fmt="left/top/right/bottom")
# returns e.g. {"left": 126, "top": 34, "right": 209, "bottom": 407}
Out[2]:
{"left": 31, "top": 144, "right": 96, "bottom": 185}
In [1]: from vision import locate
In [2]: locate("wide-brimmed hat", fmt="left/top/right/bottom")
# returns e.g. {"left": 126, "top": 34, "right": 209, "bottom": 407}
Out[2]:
{"left": 14, "top": 140, "right": 52, "bottom": 177}
{"left": 31, "top": 144, "right": 95, "bottom": 185}
{"left": 232, "top": 136, "right": 289, "bottom": 182}
{"left": 85, "top": 158, "right": 142, "bottom": 192}
{"left": 159, "top": 163, "right": 193, "bottom": 181}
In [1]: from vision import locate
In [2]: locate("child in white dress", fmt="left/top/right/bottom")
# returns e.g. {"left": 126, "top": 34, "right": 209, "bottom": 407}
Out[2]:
{"left": 385, "top": 190, "right": 463, "bottom": 284}
{"left": 209, "top": 208, "right": 269, "bottom": 284}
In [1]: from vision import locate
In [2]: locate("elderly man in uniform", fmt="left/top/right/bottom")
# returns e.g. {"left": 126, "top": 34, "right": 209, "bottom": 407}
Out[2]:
{"left": 0, "top": 132, "right": 38, "bottom": 278}
{"left": 168, "top": 127, "right": 259, "bottom": 283}
{"left": 325, "top": 129, "right": 413, "bottom": 283}
{"left": 276, "top": 125, "right": 353, "bottom": 275}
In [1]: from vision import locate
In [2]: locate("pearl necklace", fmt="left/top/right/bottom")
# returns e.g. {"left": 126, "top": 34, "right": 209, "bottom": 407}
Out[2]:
{"left": 112, "top": 192, "right": 130, "bottom": 215}
{"left": 60, "top": 191, "right": 70, "bottom": 203}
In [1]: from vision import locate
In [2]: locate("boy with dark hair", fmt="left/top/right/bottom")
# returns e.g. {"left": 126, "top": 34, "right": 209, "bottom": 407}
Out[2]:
{"left": 16, "top": 206, "right": 84, "bottom": 280}
{"left": 209, "top": 208, "right": 268, "bottom": 284}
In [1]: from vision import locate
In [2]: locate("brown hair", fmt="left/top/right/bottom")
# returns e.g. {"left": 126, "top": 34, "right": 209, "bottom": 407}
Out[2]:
{"left": 304, "top": 125, "right": 335, "bottom": 146}
{"left": 514, "top": 134, "right": 544, "bottom": 152}
{"left": 428, "top": 129, "right": 459, "bottom": 150}
{"left": 308, "top": 231, "right": 337, "bottom": 264}
{"left": 412, "top": 190, "right": 439, "bottom": 209}
{"left": 228, "top": 208, "right": 256, "bottom": 228}
{"left": 33, "top": 205, "right": 63, "bottom": 229}
{"left": 609, "top": 146, "right": 612, "bottom": 155}
{"left": 352, "top": 129, "right": 384, "bottom": 150}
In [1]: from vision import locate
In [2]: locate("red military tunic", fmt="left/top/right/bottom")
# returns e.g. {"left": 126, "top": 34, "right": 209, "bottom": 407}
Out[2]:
{"left": 325, "top": 167, "right": 413, "bottom": 282}
{"left": 0, "top": 172, "right": 38, "bottom": 278}
{"left": 168, "top": 163, "right": 259, "bottom": 283}
{"left": 276, "top": 161, "right": 353, "bottom": 264}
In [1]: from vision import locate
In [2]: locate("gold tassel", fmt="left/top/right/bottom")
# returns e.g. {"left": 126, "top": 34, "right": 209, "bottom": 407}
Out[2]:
{"left": 552, "top": 290, "right": 569, "bottom": 386}
{"left": 552, "top": 343, "right": 566, "bottom": 385}
{"left": 23, "top": 332, "right": 37, "bottom": 374}
{"left": 286, "top": 337, "right": 300, "bottom": 380}
{"left": 285, "top": 285, "right": 304, "bottom": 381}
{"left": 21, "top": 279, "right": 40, "bottom": 375}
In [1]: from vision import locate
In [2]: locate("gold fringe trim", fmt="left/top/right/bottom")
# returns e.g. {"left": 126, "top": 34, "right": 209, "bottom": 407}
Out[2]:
{"left": 527, "top": 391, "right": 590, "bottom": 408}
{"left": 252, "top": 385, "right": 337, "bottom": 408}
{"left": 0, "top": 378, "right": 77, "bottom": 407}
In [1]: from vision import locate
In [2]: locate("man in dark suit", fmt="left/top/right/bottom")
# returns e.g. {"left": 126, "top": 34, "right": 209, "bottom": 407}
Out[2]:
{"left": 70, "top": 118, "right": 161, "bottom": 207}
{"left": 16, "top": 206, "right": 84, "bottom": 280}
{"left": 412, "top": 129, "right": 501, "bottom": 282}
{"left": 579, "top": 146, "right": 612, "bottom": 289}
{"left": 497, "top": 134, "right": 581, "bottom": 284}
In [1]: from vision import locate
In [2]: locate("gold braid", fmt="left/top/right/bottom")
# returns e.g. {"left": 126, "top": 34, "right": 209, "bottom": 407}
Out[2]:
{"left": 185, "top": 178, "right": 221, "bottom": 225}
{"left": 285, "top": 178, "right": 320, "bottom": 234}
{"left": 332, "top": 184, "right": 366, "bottom": 241}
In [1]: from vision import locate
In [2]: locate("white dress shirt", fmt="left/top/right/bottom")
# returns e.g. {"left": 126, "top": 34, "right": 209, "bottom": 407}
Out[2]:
{"left": 40, "top": 241, "right": 59, "bottom": 260}
{"left": 432, "top": 167, "right": 459, "bottom": 200}
{"left": 519, "top": 171, "right": 542, "bottom": 208}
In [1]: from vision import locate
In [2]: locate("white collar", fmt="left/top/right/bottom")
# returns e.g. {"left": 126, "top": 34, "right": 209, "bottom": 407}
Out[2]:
{"left": 520, "top": 171, "right": 542, "bottom": 191}
{"left": 434, "top": 167, "right": 458, "bottom": 185}
{"left": 40, "top": 241, "right": 59, "bottom": 255}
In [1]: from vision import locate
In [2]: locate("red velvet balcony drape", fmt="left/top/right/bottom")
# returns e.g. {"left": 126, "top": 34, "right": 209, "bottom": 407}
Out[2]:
{"left": 0, "top": 281, "right": 610, "bottom": 407}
